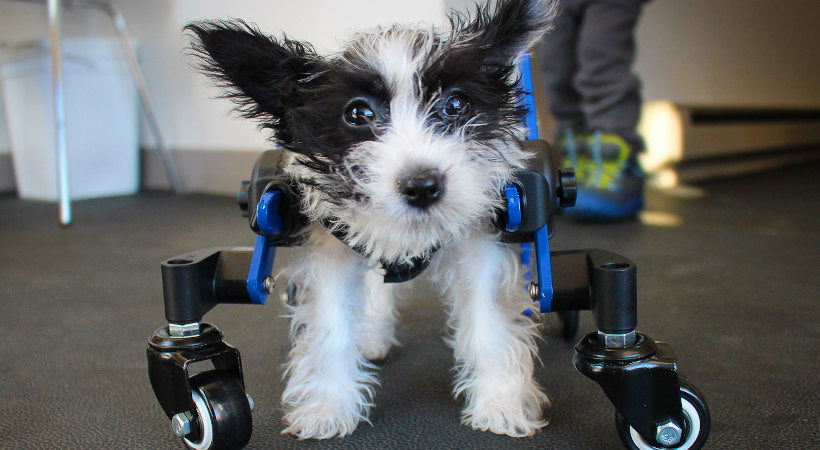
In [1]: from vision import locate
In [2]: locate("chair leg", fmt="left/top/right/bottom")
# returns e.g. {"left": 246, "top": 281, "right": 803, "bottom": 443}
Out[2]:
{"left": 76, "top": 0, "right": 184, "bottom": 193}
{"left": 47, "top": 0, "right": 72, "bottom": 225}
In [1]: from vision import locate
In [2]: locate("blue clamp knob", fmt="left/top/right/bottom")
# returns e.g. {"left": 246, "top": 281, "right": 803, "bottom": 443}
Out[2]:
{"left": 256, "top": 190, "right": 283, "bottom": 235}
{"left": 247, "top": 190, "right": 283, "bottom": 305}
{"left": 505, "top": 184, "right": 522, "bottom": 232}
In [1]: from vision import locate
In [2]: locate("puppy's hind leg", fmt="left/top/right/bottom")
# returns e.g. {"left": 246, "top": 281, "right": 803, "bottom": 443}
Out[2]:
{"left": 281, "top": 236, "right": 377, "bottom": 439}
{"left": 441, "top": 235, "right": 549, "bottom": 437}
{"left": 357, "top": 269, "right": 398, "bottom": 361}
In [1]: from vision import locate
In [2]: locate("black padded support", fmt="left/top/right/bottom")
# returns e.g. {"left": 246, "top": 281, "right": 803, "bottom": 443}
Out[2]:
{"left": 243, "top": 150, "right": 308, "bottom": 246}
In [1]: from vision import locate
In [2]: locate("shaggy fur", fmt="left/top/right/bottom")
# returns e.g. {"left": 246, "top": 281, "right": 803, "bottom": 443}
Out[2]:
{"left": 187, "top": 0, "right": 557, "bottom": 439}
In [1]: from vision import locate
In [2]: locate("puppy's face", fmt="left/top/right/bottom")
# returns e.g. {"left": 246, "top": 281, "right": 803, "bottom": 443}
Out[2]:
{"left": 188, "top": 0, "right": 554, "bottom": 263}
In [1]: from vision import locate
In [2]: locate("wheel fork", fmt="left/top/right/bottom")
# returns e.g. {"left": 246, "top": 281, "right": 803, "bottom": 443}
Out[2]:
{"left": 147, "top": 323, "right": 245, "bottom": 442}
{"left": 574, "top": 332, "right": 688, "bottom": 447}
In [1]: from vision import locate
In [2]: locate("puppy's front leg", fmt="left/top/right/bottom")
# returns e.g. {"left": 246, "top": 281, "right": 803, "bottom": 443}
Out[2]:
{"left": 443, "top": 236, "right": 549, "bottom": 437}
{"left": 281, "top": 236, "right": 376, "bottom": 439}
{"left": 357, "top": 269, "right": 398, "bottom": 361}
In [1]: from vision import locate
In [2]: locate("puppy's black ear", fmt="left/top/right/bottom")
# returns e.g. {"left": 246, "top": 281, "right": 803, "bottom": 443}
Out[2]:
{"left": 186, "top": 20, "right": 322, "bottom": 134}
{"left": 453, "top": 0, "right": 556, "bottom": 63}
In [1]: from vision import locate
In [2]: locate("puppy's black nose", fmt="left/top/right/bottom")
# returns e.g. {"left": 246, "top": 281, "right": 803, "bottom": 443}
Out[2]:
{"left": 398, "top": 170, "right": 444, "bottom": 208}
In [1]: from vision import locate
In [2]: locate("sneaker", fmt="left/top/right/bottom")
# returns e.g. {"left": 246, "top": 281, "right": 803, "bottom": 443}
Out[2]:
{"left": 558, "top": 130, "right": 644, "bottom": 221}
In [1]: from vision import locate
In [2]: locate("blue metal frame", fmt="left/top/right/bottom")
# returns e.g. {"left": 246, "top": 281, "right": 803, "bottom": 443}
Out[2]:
{"left": 532, "top": 225, "right": 553, "bottom": 313}
{"left": 504, "top": 183, "right": 554, "bottom": 314}
{"left": 518, "top": 53, "right": 554, "bottom": 313}
{"left": 518, "top": 53, "right": 539, "bottom": 141}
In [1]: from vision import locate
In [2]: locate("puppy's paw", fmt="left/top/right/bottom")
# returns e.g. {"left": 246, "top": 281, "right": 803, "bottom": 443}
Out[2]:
{"left": 282, "top": 401, "right": 366, "bottom": 439}
{"left": 357, "top": 321, "right": 397, "bottom": 361}
{"left": 357, "top": 339, "right": 391, "bottom": 361}
{"left": 462, "top": 386, "right": 549, "bottom": 437}
{"left": 463, "top": 405, "right": 547, "bottom": 437}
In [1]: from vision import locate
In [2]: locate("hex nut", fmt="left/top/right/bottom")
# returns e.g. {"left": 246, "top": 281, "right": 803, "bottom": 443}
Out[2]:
{"left": 168, "top": 322, "right": 200, "bottom": 338}
{"left": 598, "top": 330, "right": 637, "bottom": 348}
{"left": 656, "top": 419, "right": 683, "bottom": 446}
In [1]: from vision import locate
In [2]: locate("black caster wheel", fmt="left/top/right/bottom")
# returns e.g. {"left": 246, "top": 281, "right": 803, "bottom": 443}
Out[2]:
{"left": 557, "top": 310, "right": 579, "bottom": 340}
{"left": 615, "top": 379, "right": 710, "bottom": 450}
{"left": 182, "top": 371, "right": 253, "bottom": 450}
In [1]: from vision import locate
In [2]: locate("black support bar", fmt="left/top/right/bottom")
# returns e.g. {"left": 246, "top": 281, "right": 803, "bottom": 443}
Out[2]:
{"left": 549, "top": 249, "right": 638, "bottom": 335}
{"left": 161, "top": 247, "right": 254, "bottom": 324}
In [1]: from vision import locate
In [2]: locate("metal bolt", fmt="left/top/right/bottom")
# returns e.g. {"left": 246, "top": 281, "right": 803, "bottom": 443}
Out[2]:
{"left": 247, "top": 394, "right": 255, "bottom": 411}
{"left": 263, "top": 276, "right": 276, "bottom": 294}
{"left": 171, "top": 412, "right": 192, "bottom": 437}
{"left": 656, "top": 419, "right": 683, "bottom": 447}
{"left": 528, "top": 282, "right": 539, "bottom": 301}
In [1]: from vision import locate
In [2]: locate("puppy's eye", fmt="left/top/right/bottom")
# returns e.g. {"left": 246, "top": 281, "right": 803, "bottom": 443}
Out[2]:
{"left": 344, "top": 101, "right": 376, "bottom": 127}
{"left": 442, "top": 94, "right": 469, "bottom": 117}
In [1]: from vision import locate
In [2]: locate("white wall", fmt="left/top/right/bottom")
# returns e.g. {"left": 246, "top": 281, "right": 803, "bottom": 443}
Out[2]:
{"left": 636, "top": 0, "right": 820, "bottom": 108}
{"left": 0, "top": 0, "right": 447, "bottom": 154}
{"left": 1, "top": 0, "right": 818, "bottom": 158}
{"left": 447, "top": 0, "right": 820, "bottom": 108}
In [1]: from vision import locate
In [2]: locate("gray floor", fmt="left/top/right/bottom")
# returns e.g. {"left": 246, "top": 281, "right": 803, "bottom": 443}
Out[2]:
{"left": 0, "top": 162, "right": 818, "bottom": 449}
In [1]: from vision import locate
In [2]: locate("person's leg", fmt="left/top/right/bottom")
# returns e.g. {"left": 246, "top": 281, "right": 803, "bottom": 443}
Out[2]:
{"left": 575, "top": 0, "right": 645, "bottom": 149}
{"left": 565, "top": 0, "right": 646, "bottom": 221}
{"left": 535, "top": 0, "right": 586, "bottom": 135}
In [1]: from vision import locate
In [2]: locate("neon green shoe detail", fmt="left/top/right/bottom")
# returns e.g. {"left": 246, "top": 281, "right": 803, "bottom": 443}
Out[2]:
{"left": 557, "top": 130, "right": 644, "bottom": 221}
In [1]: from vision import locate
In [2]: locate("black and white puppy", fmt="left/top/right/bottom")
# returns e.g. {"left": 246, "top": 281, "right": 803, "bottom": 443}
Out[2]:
{"left": 187, "top": 0, "right": 556, "bottom": 439}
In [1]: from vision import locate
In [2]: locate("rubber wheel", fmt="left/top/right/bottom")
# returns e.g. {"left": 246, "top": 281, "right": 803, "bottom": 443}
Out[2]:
{"left": 615, "top": 380, "right": 711, "bottom": 449}
{"left": 557, "top": 310, "right": 579, "bottom": 340}
{"left": 183, "top": 371, "right": 252, "bottom": 450}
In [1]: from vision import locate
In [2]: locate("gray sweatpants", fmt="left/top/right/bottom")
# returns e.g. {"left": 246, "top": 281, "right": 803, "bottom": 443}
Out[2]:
{"left": 536, "top": 0, "right": 647, "bottom": 150}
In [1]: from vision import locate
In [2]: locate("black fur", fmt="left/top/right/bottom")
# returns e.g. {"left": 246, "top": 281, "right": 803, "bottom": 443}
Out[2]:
{"left": 451, "top": 0, "right": 552, "bottom": 64}
{"left": 185, "top": 21, "right": 322, "bottom": 144}
{"left": 186, "top": 0, "right": 552, "bottom": 171}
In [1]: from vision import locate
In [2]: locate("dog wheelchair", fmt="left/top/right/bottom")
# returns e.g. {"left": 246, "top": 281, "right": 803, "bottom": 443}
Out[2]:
{"left": 146, "top": 63, "right": 710, "bottom": 450}
{"left": 146, "top": 143, "right": 711, "bottom": 449}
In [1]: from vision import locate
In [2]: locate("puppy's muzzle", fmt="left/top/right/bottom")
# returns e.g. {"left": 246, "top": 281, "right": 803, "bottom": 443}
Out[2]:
{"left": 397, "top": 169, "right": 445, "bottom": 208}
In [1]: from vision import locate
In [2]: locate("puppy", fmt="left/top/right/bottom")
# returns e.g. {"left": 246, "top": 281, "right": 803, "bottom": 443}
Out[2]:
{"left": 187, "top": 0, "right": 556, "bottom": 439}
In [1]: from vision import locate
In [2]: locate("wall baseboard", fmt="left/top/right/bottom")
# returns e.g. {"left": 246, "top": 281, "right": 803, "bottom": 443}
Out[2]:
{"left": 673, "top": 146, "right": 820, "bottom": 182}
{"left": 640, "top": 102, "right": 820, "bottom": 173}
{"left": 142, "top": 148, "right": 263, "bottom": 196}
{"left": 12, "top": 142, "right": 816, "bottom": 198}
{"left": 0, "top": 149, "right": 266, "bottom": 197}
{"left": 0, "top": 153, "right": 15, "bottom": 193}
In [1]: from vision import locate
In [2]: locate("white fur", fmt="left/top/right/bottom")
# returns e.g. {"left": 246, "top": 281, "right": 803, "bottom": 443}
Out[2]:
{"left": 285, "top": 29, "right": 530, "bottom": 264}
{"left": 276, "top": 1, "right": 552, "bottom": 439}
{"left": 434, "top": 233, "right": 548, "bottom": 437}
{"left": 280, "top": 229, "right": 379, "bottom": 439}
{"left": 281, "top": 227, "right": 548, "bottom": 439}
{"left": 357, "top": 268, "right": 399, "bottom": 361}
